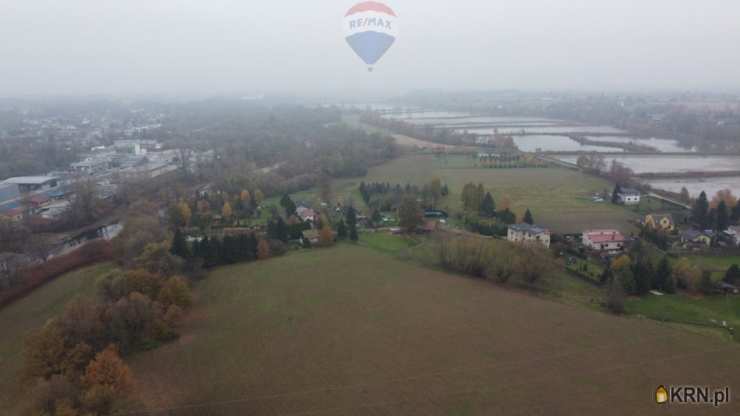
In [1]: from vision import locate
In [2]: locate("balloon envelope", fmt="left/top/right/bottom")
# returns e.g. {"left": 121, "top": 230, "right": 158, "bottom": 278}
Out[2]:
{"left": 343, "top": 2, "right": 398, "bottom": 68}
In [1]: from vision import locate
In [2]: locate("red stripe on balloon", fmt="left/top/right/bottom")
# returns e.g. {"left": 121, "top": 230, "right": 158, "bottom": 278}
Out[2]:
{"left": 345, "top": 1, "right": 396, "bottom": 17}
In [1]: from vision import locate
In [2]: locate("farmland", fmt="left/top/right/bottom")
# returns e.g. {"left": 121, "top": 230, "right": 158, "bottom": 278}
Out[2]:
{"left": 128, "top": 245, "right": 740, "bottom": 415}
{"left": 0, "top": 263, "right": 115, "bottom": 415}
{"left": 333, "top": 154, "right": 638, "bottom": 234}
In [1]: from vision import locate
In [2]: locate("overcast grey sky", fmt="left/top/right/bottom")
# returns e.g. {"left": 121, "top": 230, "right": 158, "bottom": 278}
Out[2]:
{"left": 2, "top": 0, "right": 740, "bottom": 97}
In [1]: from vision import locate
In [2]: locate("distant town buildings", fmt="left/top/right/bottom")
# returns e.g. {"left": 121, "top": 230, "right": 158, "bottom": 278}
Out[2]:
{"left": 508, "top": 224, "right": 551, "bottom": 248}
{"left": 0, "top": 182, "right": 22, "bottom": 219}
{"left": 0, "top": 176, "right": 66, "bottom": 219}
{"left": 0, "top": 135, "right": 214, "bottom": 221}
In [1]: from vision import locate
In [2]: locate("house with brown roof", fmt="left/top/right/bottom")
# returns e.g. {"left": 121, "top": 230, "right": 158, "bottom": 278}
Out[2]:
{"left": 582, "top": 229, "right": 626, "bottom": 252}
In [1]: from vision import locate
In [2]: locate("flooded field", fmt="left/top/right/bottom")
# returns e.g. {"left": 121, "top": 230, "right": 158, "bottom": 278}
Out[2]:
{"left": 514, "top": 135, "right": 622, "bottom": 153}
{"left": 644, "top": 177, "right": 740, "bottom": 198}
{"left": 556, "top": 154, "right": 740, "bottom": 197}
{"left": 557, "top": 155, "right": 740, "bottom": 174}
{"left": 381, "top": 111, "right": 470, "bottom": 120}
{"left": 458, "top": 126, "right": 627, "bottom": 135}
{"left": 585, "top": 136, "right": 694, "bottom": 153}
{"left": 379, "top": 108, "right": 697, "bottom": 154}
{"left": 404, "top": 116, "right": 558, "bottom": 126}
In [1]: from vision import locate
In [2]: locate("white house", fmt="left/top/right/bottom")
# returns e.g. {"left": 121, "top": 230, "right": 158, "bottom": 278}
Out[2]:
{"left": 582, "top": 229, "right": 626, "bottom": 252}
{"left": 617, "top": 188, "right": 641, "bottom": 205}
{"left": 726, "top": 226, "right": 740, "bottom": 247}
{"left": 507, "top": 224, "right": 551, "bottom": 248}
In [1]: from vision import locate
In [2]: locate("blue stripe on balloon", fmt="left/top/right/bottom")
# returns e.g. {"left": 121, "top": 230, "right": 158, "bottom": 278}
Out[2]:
{"left": 345, "top": 31, "right": 396, "bottom": 66}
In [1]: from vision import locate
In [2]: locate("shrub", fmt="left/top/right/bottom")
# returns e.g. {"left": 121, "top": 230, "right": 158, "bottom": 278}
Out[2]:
{"left": 513, "top": 245, "right": 550, "bottom": 285}
{"left": 486, "top": 250, "right": 515, "bottom": 283}
{"left": 606, "top": 276, "right": 626, "bottom": 314}
{"left": 699, "top": 271, "right": 714, "bottom": 295}
{"left": 133, "top": 241, "right": 184, "bottom": 276}
{"left": 257, "top": 239, "right": 271, "bottom": 260}
{"left": 158, "top": 276, "right": 193, "bottom": 309}
{"left": 438, "top": 237, "right": 489, "bottom": 278}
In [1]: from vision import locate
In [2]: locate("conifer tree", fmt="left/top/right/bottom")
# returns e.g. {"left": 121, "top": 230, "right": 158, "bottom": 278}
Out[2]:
{"left": 611, "top": 184, "right": 622, "bottom": 204}
{"left": 170, "top": 229, "right": 190, "bottom": 259}
{"left": 692, "top": 191, "right": 710, "bottom": 228}
{"left": 523, "top": 209, "right": 534, "bottom": 225}
{"left": 337, "top": 220, "right": 348, "bottom": 239}
{"left": 654, "top": 257, "right": 672, "bottom": 292}
{"left": 480, "top": 192, "right": 496, "bottom": 218}
{"left": 346, "top": 206, "right": 359, "bottom": 241}
{"left": 716, "top": 200, "right": 730, "bottom": 231}
{"left": 731, "top": 202, "right": 740, "bottom": 223}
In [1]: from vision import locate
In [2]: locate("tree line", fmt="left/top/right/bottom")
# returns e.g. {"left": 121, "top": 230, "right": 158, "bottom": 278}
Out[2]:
{"left": 359, "top": 180, "right": 449, "bottom": 212}
{"left": 438, "top": 236, "right": 551, "bottom": 287}
{"left": 691, "top": 190, "right": 740, "bottom": 232}
{"left": 603, "top": 240, "right": 740, "bottom": 313}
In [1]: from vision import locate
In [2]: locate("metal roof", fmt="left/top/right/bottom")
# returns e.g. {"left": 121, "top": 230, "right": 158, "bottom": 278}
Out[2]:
{"left": 509, "top": 223, "right": 549, "bottom": 234}
{"left": 0, "top": 183, "right": 20, "bottom": 202}
{"left": 2, "top": 176, "right": 59, "bottom": 185}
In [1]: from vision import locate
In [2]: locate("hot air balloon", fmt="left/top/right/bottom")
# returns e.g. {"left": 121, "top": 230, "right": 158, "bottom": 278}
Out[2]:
{"left": 343, "top": 1, "right": 398, "bottom": 71}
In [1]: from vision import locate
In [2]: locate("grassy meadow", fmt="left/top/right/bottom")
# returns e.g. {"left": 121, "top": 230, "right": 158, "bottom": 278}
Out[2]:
{"left": 686, "top": 255, "right": 740, "bottom": 275}
{"left": 253, "top": 154, "right": 637, "bottom": 235}
{"left": 332, "top": 154, "right": 638, "bottom": 234}
{"left": 126, "top": 245, "right": 740, "bottom": 415}
{"left": 625, "top": 293, "right": 740, "bottom": 341}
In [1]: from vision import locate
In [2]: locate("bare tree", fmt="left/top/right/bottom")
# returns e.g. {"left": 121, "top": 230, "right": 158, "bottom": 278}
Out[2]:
{"left": 68, "top": 180, "right": 100, "bottom": 227}
{"left": 24, "top": 234, "right": 55, "bottom": 262}
{"left": 177, "top": 146, "right": 194, "bottom": 177}
{"left": 0, "top": 217, "right": 31, "bottom": 253}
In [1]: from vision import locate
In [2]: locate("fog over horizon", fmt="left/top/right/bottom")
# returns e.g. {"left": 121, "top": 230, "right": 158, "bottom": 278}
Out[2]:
{"left": 3, "top": 0, "right": 740, "bottom": 97}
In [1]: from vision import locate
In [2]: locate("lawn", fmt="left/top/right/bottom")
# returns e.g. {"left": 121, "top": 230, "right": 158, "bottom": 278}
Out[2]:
{"left": 631, "top": 195, "right": 689, "bottom": 216}
{"left": 625, "top": 293, "right": 740, "bottom": 341}
{"left": 0, "top": 263, "right": 115, "bottom": 415}
{"left": 248, "top": 180, "right": 371, "bottom": 226}
{"left": 358, "top": 231, "right": 420, "bottom": 256}
{"left": 128, "top": 245, "right": 740, "bottom": 415}
{"left": 332, "top": 154, "right": 639, "bottom": 234}
{"left": 257, "top": 155, "right": 636, "bottom": 235}
{"left": 566, "top": 257, "right": 606, "bottom": 284}
{"left": 687, "top": 255, "right": 740, "bottom": 275}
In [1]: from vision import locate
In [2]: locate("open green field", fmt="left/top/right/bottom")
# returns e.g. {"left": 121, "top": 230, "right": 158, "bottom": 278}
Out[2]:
{"left": 625, "top": 293, "right": 740, "bottom": 341}
{"left": 687, "top": 255, "right": 740, "bottom": 275}
{"left": 632, "top": 194, "right": 689, "bottom": 216}
{"left": 0, "top": 263, "right": 115, "bottom": 415}
{"left": 128, "top": 246, "right": 740, "bottom": 415}
{"left": 258, "top": 154, "right": 636, "bottom": 234}
{"left": 358, "top": 231, "right": 420, "bottom": 256}
{"left": 333, "top": 154, "right": 638, "bottom": 234}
